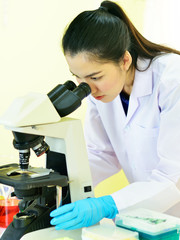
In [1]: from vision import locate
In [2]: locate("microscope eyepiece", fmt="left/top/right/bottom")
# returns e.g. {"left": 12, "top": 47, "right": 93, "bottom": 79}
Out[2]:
{"left": 48, "top": 81, "right": 91, "bottom": 117}
{"left": 72, "top": 82, "right": 91, "bottom": 100}
{"left": 48, "top": 80, "right": 76, "bottom": 102}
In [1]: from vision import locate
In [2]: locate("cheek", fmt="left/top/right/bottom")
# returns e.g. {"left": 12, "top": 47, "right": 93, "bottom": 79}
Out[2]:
{"left": 100, "top": 78, "right": 123, "bottom": 92}
{"left": 101, "top": 82, "right": 114, "bottom": 92}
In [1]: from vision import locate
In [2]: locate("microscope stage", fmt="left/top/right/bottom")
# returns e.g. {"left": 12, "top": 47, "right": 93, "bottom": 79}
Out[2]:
{"left": 0, "top": 163, "right": 68, "bottom": 190}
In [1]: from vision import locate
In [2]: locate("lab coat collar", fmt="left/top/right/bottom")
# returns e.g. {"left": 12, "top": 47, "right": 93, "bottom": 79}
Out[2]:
{"left": 132, "top": 58, "right": 153, "bottom": 98}
{"left": 125, "top": 58, "right": 153, "bottom": 125}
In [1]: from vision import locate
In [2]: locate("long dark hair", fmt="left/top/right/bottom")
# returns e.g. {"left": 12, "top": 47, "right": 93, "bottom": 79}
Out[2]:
{"left": 62, "top": 0, "right": 180, "bottom": 70}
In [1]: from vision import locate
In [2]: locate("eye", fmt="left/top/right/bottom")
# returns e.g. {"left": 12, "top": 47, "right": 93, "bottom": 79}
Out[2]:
{"left": 90, "top": 76, "right": 102, "bottom": 81}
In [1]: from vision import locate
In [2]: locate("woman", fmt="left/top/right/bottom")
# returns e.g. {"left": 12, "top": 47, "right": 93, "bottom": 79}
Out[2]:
{"left": 50, "top": 0, "right": 180, "bottom": 230}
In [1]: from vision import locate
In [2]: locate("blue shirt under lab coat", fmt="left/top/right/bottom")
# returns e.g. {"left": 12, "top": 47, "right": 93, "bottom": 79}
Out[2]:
{"left": 84, "top": 53, "right": 180, "bottom": 216}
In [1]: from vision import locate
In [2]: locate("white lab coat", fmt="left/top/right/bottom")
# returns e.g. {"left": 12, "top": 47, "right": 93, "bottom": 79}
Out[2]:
{"left": 84, "top": 53, "right": 180, "bottom": 216}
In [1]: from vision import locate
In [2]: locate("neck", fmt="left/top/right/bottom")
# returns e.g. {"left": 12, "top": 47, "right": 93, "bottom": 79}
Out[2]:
{"left": 123, "top": 66, "right": 135, "bottom": 95}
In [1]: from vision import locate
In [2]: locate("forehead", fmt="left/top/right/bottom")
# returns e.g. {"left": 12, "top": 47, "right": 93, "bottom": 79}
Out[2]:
{"left": 65, "top": 52, "right": 114, "bottom": 76}
{"left": 66, "top": 52, "right": 101, "bottom": 66}
{"left": 65, "top": 52, "right": 103, "bottom": 76}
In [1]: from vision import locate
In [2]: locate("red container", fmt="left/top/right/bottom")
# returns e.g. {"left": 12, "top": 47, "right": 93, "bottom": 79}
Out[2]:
{"left": 0, "top": 198, "right": 19, "bottom": 228}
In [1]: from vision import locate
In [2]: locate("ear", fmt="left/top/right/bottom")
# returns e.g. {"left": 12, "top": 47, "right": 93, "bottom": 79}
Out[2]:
{"left": 119, "top": 51, "right": 132, "bottom": 71}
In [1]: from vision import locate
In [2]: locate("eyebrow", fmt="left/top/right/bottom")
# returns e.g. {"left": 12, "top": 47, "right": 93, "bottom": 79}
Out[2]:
{"left": 70, "top": 71, "right": 102, "bottom": 78}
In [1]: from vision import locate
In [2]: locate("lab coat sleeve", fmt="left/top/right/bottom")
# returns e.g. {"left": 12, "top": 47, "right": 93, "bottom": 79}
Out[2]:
{"left": 111, "top": 181, "right": 180, "bottom": 214}
{"left": 152, "top": 79, "right": 180, "bottom": 183}
{"left": 84, "top": 97, "right": 121, "bottom": 187}
{"left": 112, "top": 61, "right": 180, "bottom": 216}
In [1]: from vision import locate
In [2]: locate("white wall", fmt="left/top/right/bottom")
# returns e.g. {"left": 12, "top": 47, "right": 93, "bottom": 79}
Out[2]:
{"left": 0, "top": 0, "right": 97, "bottom": 166}
{"left": 143, "top": 0, "right": 180, "bottom": 50}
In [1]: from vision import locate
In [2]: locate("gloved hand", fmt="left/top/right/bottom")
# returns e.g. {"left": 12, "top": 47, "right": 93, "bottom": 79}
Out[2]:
{"left": 50, "top": 195, "right": 118, "bottom": 230}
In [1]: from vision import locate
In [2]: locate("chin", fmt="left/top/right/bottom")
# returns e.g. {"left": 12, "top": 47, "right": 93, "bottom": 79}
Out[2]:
{"left": 101, "top": 96, "right": 116, "bottom": 103}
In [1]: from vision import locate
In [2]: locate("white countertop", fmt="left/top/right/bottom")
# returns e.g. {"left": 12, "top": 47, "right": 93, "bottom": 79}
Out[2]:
{"left": 1, "top": 226, "right": 81, "bottom": 240}
{"left": 21, "top": 227, "right": 82, "bottom": 240}
{"left": 20, "top": 219, "right": 114, "bottom": 240}
{"left": 1, "top": 219, "right": 113, "bottom": 240}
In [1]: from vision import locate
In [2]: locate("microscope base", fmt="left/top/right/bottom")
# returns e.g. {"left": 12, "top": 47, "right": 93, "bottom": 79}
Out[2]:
{"left": 0, "top": 203, "right": 55, "bottom": 240}
{"left": 0, "top": 163, "right": 68, "bottom": 240}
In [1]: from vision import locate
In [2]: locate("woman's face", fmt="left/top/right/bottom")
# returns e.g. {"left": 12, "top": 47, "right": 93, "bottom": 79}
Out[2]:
{"left": 65, "top": 52, "right": 133, "bottom": 103}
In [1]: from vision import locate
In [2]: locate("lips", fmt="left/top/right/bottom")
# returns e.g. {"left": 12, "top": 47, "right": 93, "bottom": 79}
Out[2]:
{"left": 94, "top": 95, "right": 104, "bottom": 100}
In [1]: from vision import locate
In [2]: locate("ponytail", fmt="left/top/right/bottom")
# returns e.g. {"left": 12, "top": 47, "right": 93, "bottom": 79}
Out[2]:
{"left": 62, "top": 1, "right": 180, "bottom": 70}
{"left": 101, "top": 1, "right": 180, "bottom": 68}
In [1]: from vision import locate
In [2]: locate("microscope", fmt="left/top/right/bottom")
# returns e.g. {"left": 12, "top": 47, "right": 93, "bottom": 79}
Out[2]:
{"left": 0, "top": 81, "right": 94, "bottom": 240}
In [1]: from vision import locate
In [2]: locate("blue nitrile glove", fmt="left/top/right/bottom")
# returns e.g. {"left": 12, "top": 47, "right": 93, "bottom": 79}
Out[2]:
{"left": 50, "top": 195, "right": 118, "bottom": 230}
